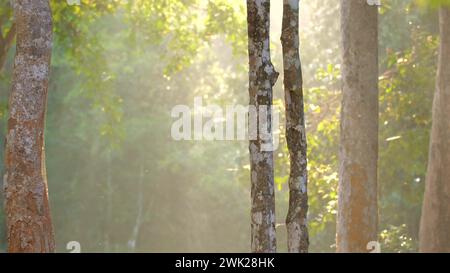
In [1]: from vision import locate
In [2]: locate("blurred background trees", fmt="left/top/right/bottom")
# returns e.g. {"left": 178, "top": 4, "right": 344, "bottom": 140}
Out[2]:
{"left": 0, "top": 0, "right": 444, "bottom": 252}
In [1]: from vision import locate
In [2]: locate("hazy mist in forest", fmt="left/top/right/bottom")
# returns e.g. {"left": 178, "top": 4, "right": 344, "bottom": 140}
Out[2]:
{"left": 0, "top": 0, "right": 443, "bottom": 253}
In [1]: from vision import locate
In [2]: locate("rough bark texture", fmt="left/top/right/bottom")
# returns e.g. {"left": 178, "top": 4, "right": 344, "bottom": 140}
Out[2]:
{"left": 280, "top": 0, "right": 309, "bottom": 253}
{"left": 4, "top": 0, "right": 55, "bottom": 253}
{"left": 419, "top": 7, "right": 450, "bottom": 253}
{"left": 247, "top": 0, "right": 278, "bottom": 253}
{"left": 337, "top": 0, "right": 378, "bottom": 253}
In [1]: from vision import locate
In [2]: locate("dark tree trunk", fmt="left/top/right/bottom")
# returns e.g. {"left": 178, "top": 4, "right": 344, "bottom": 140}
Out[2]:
{"left": 280, "top": 0, "right": 309, "bottom": 253}
{"left": 247, "top": 0, "right": 278, "bottom": 253}
{"left": 4, "top": 0, "right": 55, "bottom": 253}
{"left": 337, "top": 0, "right": 379, "bottom": 253}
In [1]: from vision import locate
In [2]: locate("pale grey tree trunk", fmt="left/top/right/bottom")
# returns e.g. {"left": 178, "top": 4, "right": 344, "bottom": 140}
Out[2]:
{"left": 104, "top": 150, "right": 113, "bottom": 251}
{"left": 337, "top": 0, "right": 379, "bottom": 253}
{"left": 128, "top": 163, "right": 145, "bottom": 252}
{"left": 280, "top": 0, "right": 309, "bottom": 253}
{"left": 419, "top": 7, "right": 450, "bottom": 253}
{"left": 4, "top": 0, "right": 55, "bottom": 253}
{"left": 247, "top": 0, "right": 278, "bottom": 253}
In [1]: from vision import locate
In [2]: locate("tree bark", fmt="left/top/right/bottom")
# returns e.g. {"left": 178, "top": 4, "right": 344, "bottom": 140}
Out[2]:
{"left": 337, "top": 0, "right": 378, "bottom": 253}
{"left": 280, "top": 0, "right": 309, "bottom": 253}
{"left": 247, "top": 0, "right": 278, "bottom": 253}
{"left": 4, "top": 0, "right": 55, "bottom": 253}
{"left": 419, "top": 7, "right": 450, "bottom": 253}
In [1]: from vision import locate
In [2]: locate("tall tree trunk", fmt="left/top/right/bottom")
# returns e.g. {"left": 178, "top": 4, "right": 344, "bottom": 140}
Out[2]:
{"left": 104, "top": 150, "right": 113, "bottom": 251}
{"left": 0, "top": 23, "right": 16, "bottom": 72}
{"left": 337, "top": 0, "right": 378, "bottom": 253}
{"left": 419, "top": 7, "right": 450, "bottom": 253}
{"left": 128, "top": 163, "right": 145, "bottom": 252}
{"left": 280, "top": 0, "right": 309, "bottom": 253}
{"left": 247, "top": 0, "right": 278, "bottom": 253}
{"left": 0, "top": 5, "right": 15, "bottom": 72}
{"left": 4, "top": 0, "right": 54, "bottom": 253}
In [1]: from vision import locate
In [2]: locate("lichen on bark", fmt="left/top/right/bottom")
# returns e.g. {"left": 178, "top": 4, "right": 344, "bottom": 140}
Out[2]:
{"left": 280, "top": 0, "right": 309, "bottom": 253}
{"left": 4, "top": 0, "right": 55, "bottom": 253}
{"left": 247, "top": 0, "right": 278, "bottom": 253}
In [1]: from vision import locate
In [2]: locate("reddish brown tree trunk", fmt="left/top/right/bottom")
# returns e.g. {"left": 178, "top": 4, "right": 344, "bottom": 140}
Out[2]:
{"left": 419, "top": 7, "right": 450, "bottom": 253}
{"left": 280, "top": 0, "right": 309, "bottom": 253}
{"left": 247, "top": 0, "right": 278, "bottom": 253}
{"left": 337, "top": 0, "right": 379, "bottom": 253}
{"left": 4, "top": 0, "right": 55, "bottom": 253}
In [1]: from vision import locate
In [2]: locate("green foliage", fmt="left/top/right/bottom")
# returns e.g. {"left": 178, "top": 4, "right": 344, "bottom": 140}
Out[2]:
{"left": 417, "top": 0, "right": 450, "bottom": 8}
{"left": 378, "top": 27, "right": 438, "bottom": 252}
{"left": 302, "top": 66, "right": 341, "bottom": 252}
{"left": 204, "top": 0, "right": 247, "bottom": 56}
{"left": 380, "top": 224, "right": 417, "bottom": 252}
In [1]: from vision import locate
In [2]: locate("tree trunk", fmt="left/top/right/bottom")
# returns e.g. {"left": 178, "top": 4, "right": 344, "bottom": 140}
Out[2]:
{"left": 0, "top": 23, "right": 16, "bottom": 72}
{"left": 104, "top": 150, "right": 113, "bottom": 251}
{"left": 280, "top": 0, "right": 309, "bottom": 253}
{"left": 337, "top": 0, "right": 378, "bottom": 253}
{"left": 419, "top": 7, "right": 450, "bottom": 253}
{"left": 4, "top": 0, "right": 55, "bottom": 253}
{"left": 247, "top": 0, "right": 278, "bottom": 253}
{"left": 128, "top": 163, "right": 145, "bottom": 252}
{"left": 0, "top": 4, "right": 15, "bottom": 72}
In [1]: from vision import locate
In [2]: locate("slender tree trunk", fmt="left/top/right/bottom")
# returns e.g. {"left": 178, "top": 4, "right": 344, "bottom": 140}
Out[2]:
{"left": 0, "top": 23, "right": 16, "bottom": 72}
{"left": 247, "top": 0, "right": 278, "bottom": 253}
{"left": 0, "top": 5, "right": 15, "bottom": 72}
{"left": 128, "top": 163, "right": 145, "bottom": 252}
{"left": 280, "top": 0, "right": 309, "bottom": 253}
{"left": 337, "top": 0, "right": 378, "bottom": 253}
{"left": 4, "top": 0, "right": 54, "bottom": 253}
{"left": 419, "top": 7, "right": 450, "bottom": 253}
{"left": 104, "top": 150, "right": 113, "bottom": 251}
